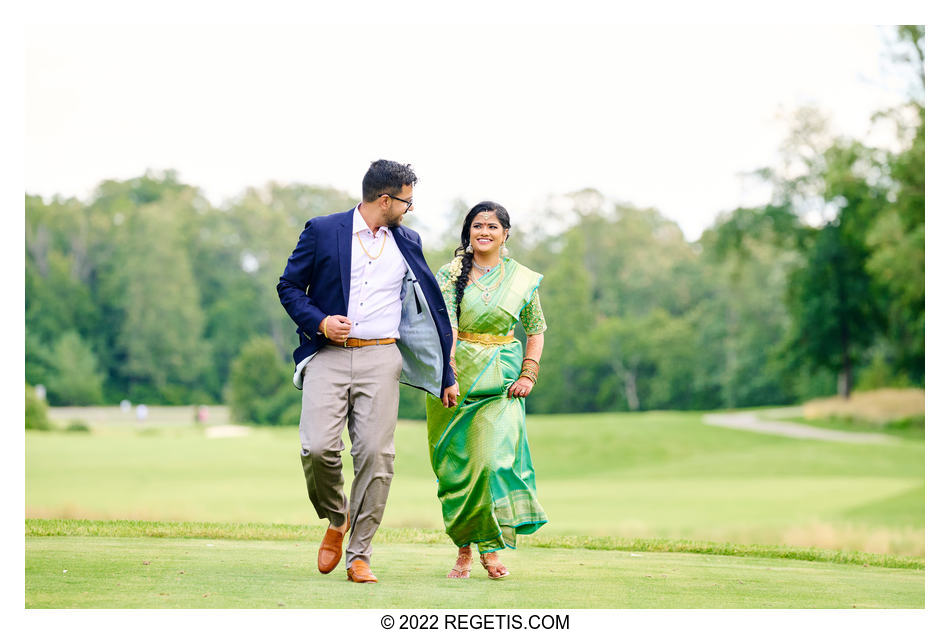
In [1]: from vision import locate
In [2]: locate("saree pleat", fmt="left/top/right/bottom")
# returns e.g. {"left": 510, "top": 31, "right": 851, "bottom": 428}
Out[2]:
{"left": 426, "top": 259, "right": 547, "bottom": 552}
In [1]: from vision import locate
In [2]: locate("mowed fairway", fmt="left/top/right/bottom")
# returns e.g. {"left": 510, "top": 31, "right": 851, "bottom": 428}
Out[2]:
{"left": 26, "top": 532, "right": 922, "bottom": 609}
{"left": 26, "top": 407, "right": 924, "bottom": 607}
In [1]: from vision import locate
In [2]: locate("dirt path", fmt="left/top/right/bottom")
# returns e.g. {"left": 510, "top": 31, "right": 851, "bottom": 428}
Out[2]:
{"left": 702, "top": 408, "right": 897, "bottom": 444}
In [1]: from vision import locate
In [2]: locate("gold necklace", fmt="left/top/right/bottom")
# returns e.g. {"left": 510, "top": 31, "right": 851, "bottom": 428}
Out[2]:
{"left": 471, "top": 259, "right": 505, "bottom": 303}
{"left": 356, "top": 230, "right": 387, "bottom": 260}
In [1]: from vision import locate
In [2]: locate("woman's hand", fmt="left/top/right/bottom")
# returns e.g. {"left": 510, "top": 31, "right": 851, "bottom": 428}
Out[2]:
{"left": 507, "top": 377, "right": 534, "bottom": 399}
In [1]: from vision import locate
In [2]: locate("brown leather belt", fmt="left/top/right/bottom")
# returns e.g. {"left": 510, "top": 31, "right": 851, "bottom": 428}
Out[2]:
{"left": 328, "top": 337, "right": 397, "bottom": 348}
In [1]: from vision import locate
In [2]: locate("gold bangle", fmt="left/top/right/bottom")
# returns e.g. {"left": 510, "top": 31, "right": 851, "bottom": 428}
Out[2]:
{"left": 322, "top": 318, "right": 329, "bottom": 339}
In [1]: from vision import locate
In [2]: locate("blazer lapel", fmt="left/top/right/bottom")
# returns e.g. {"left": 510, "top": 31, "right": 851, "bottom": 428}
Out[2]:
{"left": 338, "top": 208, "right": 354, "bottom": 308}
{"left": 391, "top": 227, "right": 419, "bottom": 278}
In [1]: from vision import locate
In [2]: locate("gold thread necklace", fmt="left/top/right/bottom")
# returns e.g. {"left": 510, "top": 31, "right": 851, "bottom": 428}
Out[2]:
{"left": 356, "top": 229, "right": 387, "bottom": 260}
{"left": 471, "top": 259, "right": 505, "bottom": 303}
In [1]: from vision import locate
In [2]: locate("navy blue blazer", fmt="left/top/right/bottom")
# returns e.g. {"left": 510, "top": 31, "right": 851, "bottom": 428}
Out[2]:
{"left": 276, "top": 208, "right": 456, "bottom": 396}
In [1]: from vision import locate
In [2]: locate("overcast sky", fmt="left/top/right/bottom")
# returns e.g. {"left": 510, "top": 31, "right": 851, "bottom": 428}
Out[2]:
{"left": 25, "top": 23, "right": 913, "bottom": 242}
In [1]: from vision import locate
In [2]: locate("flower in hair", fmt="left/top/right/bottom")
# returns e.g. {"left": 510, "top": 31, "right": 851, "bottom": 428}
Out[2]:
{"left": 442, "top": 256, "right": 464, "bottom": 293}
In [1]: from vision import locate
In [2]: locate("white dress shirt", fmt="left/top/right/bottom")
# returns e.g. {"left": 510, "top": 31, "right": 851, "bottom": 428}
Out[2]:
{"left": 346, "top": 205, "right": 408, "bottom": 340}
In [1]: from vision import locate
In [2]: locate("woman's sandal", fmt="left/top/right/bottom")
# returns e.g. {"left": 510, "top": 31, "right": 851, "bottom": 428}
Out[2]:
{"left": 479, "top": 552, "right": 510, "bottom": 579}
{"left": 447, "top": 547, "right": 473, "bottom": 579}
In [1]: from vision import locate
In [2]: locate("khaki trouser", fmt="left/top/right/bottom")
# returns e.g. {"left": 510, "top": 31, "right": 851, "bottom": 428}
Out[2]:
{"left": 298, "top": 343, "right": 402, "bottom": 568}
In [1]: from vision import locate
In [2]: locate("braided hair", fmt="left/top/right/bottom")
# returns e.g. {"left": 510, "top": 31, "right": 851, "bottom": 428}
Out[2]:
{"left": 453, "top": 201, "right": 511, "bottom": 322}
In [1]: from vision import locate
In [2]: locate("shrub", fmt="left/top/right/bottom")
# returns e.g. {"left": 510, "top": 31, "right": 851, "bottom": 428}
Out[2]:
{"left": 228, "top": 337, "right": 300, "bottom": 425}
{"left": 65, "top": 419, "right": 91, "bottom": 433}
{"left": 803, "top": 388, "right": 924, "bottom": 424}
{"left": 25, "top": 384, "right": 50, "bottom": 430}
{"left": 856, "top": 349, "right": 914, "bottom": 391}
{"left": 886, "top": 414, "right": 925, "bottom": 435}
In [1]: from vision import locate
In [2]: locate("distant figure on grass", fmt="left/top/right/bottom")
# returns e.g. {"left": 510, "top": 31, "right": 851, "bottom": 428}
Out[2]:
{"left": 277, "top": 160, "right": 458, "bottom": 583}
{"left": 427, "top": 202, "right": 548, "bottom": 579}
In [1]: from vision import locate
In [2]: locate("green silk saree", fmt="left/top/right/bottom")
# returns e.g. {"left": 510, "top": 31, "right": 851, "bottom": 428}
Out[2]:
{"left": 425, "top": 258, "right": 548, "bottom": 553}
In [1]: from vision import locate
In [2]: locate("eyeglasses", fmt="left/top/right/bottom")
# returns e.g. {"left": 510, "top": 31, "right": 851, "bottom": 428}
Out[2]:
{"left": 379, "top": 193, "right": 414, "bottom": 211}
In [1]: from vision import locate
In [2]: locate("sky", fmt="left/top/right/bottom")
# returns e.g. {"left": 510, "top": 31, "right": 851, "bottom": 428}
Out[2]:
{"left": 24, "top": 23, "right": 916, "bottom": 242}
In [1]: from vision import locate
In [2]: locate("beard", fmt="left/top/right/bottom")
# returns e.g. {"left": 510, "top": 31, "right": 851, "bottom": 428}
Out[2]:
{"left": 385, "top": 211, "right": 404, "bottom": 229}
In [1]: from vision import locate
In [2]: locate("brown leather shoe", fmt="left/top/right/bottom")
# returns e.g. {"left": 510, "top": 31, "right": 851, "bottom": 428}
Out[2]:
{"left": 346, "top": 559, "right": 378, "bottom": 583}
{"left": 317, "top": 513, "right": 349, "bottom": 574}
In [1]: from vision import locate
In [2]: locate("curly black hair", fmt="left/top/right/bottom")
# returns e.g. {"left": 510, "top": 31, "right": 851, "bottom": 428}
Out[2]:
{"left": 361, "top": 159, "right": 418, "bottom": 202}
{"left": 453, "top": 201, "right": 511, "bottom": 322}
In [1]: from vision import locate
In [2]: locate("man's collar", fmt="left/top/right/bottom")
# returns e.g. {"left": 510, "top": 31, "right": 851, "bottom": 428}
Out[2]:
{"left": 353, "top": 204, "right": 389, "bottom": 236}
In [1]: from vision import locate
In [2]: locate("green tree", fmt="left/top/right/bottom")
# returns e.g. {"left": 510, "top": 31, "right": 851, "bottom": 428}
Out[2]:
{"left": 45, "top": 332, "right": 105, "bottom": 405}
{"left": 581, "top": 309, "right": 697, "bottom": 411}
{"left": 863, "top": 26, "right": 924, "bottom": 383}
{"left": 223, "top": 183, "right": 358, "bottom": 358}
{"left": 228, "top": 337, "right": 300, "bottom": 426}
{"left": 25, "top": 384, "right": 51, "bottom": 430}
{"left": 25, "top": 326, "right": 54, "bottom": 388}
{"left": 520, "top": 237, "right": 596, "bottom": 413}
{"left": 784, "top": 140, "right": 886, "bottom": 397}
{"left": 697, "top": 205, "right": 803, "bottom": 407}
{"left": 784, "top": 222, "right": 879, "bottom": 398}
{"left": 115, "top": 191, "right": 209, "bottom": 402}
{"left": 25, "top": 196, "right": 100, "bottom": 350}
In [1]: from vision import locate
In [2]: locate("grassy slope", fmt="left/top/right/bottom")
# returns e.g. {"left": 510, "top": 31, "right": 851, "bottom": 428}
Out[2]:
{"left": 26, "top": 410, "right": 924, "bottom": 555}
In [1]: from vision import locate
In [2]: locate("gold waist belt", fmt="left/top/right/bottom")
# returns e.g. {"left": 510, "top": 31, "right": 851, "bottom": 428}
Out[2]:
{"left": 457, "top": 331, "right": 515, "bottom": 345}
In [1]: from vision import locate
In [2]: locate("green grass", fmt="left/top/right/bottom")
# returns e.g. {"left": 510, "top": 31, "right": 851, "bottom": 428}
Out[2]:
{"left": 26, "top": 532, "right": 923, "bottom": 608}
{"left": 25, "top": 407, "right": 926, "bottom": 608}
{"left": 27, "top": 519, "right": 922, "bottom": 569}
{"left": 783, "top": 414, "right": 925, "bottom": 441}
{"left": 26, "top": 409, "right": 925, "bottom": 556}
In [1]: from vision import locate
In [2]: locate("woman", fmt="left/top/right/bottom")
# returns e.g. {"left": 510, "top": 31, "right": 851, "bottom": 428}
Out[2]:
{"left": 426, "top": 201, "right": 548, "bottom": 580}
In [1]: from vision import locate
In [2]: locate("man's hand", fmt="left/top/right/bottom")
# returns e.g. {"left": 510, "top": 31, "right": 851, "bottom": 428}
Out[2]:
{"left": 320, "top": 315, "right": 353, "bottom": 344}
{"left": 442, "top": 382, "right": 460, "bottom": 408}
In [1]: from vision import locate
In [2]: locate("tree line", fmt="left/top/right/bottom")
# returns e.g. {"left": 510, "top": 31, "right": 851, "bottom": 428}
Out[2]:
{"left": 25, "top": 28, "right": 923, "bottom": 421}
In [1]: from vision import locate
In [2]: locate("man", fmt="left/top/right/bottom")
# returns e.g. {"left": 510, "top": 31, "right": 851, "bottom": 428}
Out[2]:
{"left": 277, "top": 160, "right": 459, "bottom": 583}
